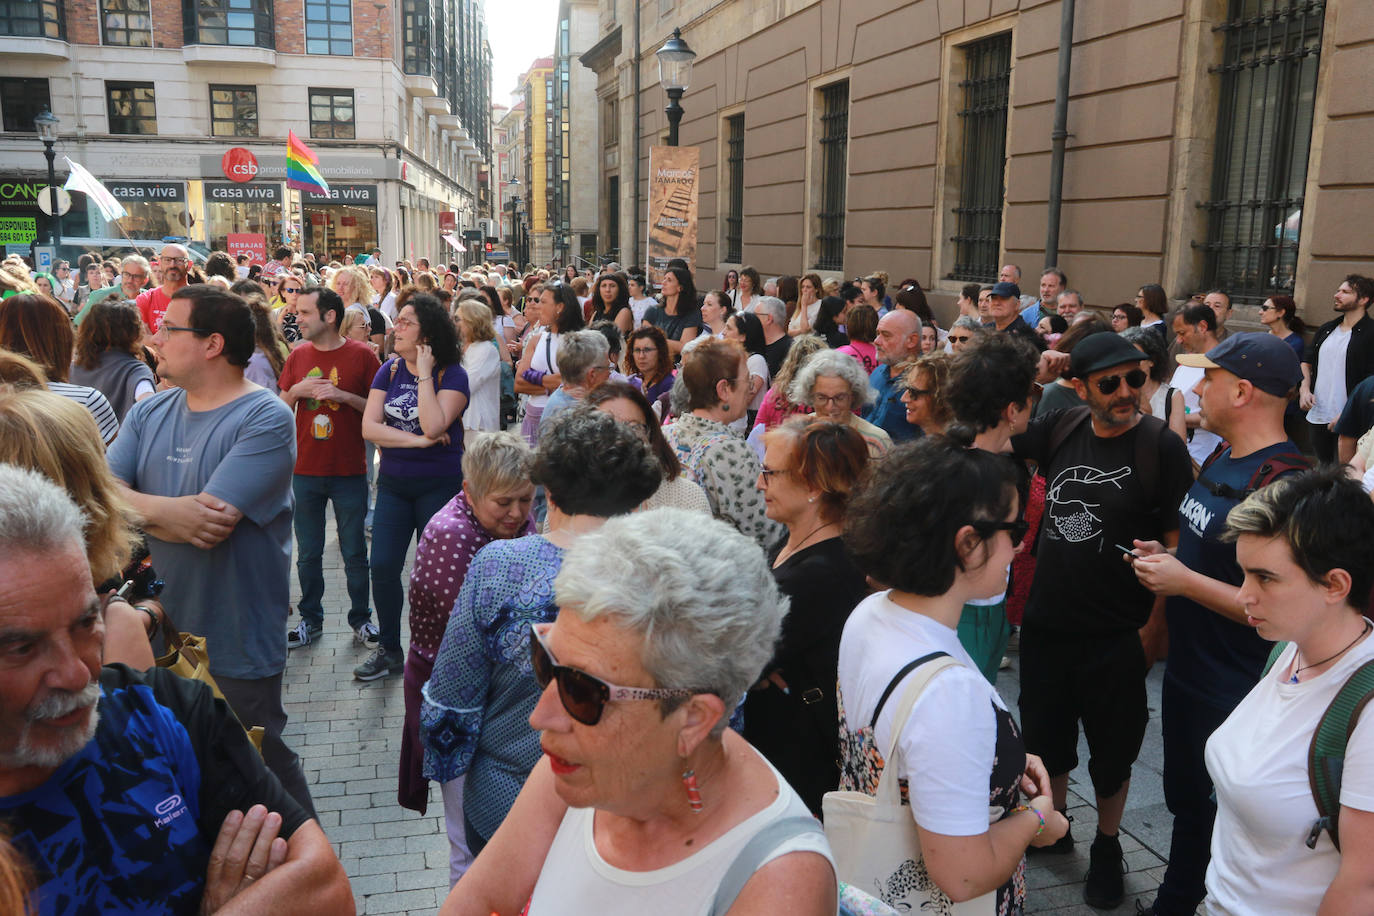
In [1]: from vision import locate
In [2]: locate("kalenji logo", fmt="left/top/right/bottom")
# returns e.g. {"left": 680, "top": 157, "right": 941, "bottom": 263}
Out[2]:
{"left": 221, "top": 148, "right": 259, "bottom": 183}
{"left": 153, "top": 794, "right": 189, "bottom": 828}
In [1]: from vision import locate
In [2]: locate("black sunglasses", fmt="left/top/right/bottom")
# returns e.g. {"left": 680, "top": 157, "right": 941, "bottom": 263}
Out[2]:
{"left": 1094, "top": 368, "right": 1147, "bottom": 395}
{"left": 529, "top": 623, "right": 697, "bottom": 726}
{"left": 974, "top": 519, "right": 1031, "bottom": 544}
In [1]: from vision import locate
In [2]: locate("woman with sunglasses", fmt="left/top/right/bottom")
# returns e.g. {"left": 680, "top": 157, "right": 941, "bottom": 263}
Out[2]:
{"left": 722, "top": 267, "right": 740, "bottom": 307}
{"left": 1257, "top": 294, "right": 1306, "bottom": 361}
{"left": 440, "top": 507, "right": 838, "bottom": 916}
{"left": 271, "top": 273, "right": 305, "bottom": 346}
{"left": 837, "top": 437, "right": 1068, "bottom": 913}
{"left": 901, "top": 351, "right": 953, "bottom": 437}
{"left": 421, "top": 410, "right": 661, "bottom": 867}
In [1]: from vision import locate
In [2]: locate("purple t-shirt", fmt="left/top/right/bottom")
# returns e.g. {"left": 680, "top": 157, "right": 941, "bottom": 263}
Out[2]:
{"left": 372, "top": 357, "right": 470, "bottom": 477}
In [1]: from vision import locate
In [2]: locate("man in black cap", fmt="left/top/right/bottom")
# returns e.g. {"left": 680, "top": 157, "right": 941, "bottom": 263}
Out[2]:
{"left": 985, "top": 280, "right": 1046, "bottom": 351}
{"left": 1010, "top": 332, "right": 1193, "bottom": 909}
{"left": 1127, "top": 333, "right": 1308, "bottom": 916}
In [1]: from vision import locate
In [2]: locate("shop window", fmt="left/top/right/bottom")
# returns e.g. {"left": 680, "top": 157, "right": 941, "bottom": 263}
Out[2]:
{"left": 1201, "top": 0, "right": 1324, "bottom": 301}
{"left": 812, "top": 81, "right": 849, "bottom": 272}
{"left": 305, "top": 0, "right": 351, "bottom": 55}
{"left": 948, "top": 32, "right": 1011, "bottom": 283}
{"left": 101, "top": 0, "right": 150, "bottom": 46}
{"left": 309, "top": 88, "right": 355, "bottom": 140}
{"left": 106, "top": 82, "right": 156, "bottom": 136}
{"left": 0, "top": 78, "right": 51, "bottom": 133}
{"left": 184, "top": 0, "right": 273, "bottom": 49}
{"left": 0, "top": 0, "right": 63, "bottom": 38}
{"left": 211, "top": 85, "right": 257, "bottom": 138}
{"left": 401, "top": 0, "right": 431, "bottom": 75}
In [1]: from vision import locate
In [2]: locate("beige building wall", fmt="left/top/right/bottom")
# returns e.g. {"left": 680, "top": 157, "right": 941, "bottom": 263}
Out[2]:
{"left": 565, "top": 0, "right": 603, "bottom": 259}
{"left": 580, "top": 0, "right": 1373, "bottom": 326}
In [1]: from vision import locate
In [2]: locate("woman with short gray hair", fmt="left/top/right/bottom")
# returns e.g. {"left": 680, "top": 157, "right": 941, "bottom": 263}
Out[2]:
{"left": 441, "top": 508, "right": 838, "bottom": 916}
{"left": 788, "top": 348, "right": 890, "bottom": 458}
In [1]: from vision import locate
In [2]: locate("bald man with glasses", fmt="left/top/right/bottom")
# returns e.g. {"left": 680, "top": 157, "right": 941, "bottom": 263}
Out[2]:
{"left": 135, "top": 243, "right": 192, "bottom": 336}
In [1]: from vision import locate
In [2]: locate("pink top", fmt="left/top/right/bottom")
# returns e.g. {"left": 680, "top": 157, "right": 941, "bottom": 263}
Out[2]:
{"left": 836, "top": 341, "right": 878, "bottom": 375}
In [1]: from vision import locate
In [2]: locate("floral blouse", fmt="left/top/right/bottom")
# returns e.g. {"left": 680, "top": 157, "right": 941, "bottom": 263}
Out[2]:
{"left": 663, "top": 412, "right": 784, "bottom": 551}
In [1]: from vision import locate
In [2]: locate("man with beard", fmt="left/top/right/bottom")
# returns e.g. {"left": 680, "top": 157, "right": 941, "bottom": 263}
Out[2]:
{"left": 135, "top": 243, "right": 191, "bottom": 336}
{"left": 1010, "top": 332, "right": 1192, "bottom": 910}
{"left": 1300, "top": 274, "right": 1374, "bottom": 463}
{"left": 0, "top": 464, "right": 352, "bottom": 915}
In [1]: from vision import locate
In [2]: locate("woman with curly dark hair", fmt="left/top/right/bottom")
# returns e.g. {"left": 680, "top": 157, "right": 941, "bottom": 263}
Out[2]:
{"left": 643, "top": 266, "right": 701, "bottom": 359}
{"left": 588, "top": 272, "right": 633, "bottom": 334}
{"left": 420, "top": 408, "right": 660, "bottom": 859}
{"left": 624, "top": 325, "right": 675, "bottom": 406}
{"left": 71, "top": 300, "right": 156, "bottom": 421}
{"left": 359, "top": 292, "right": 470, "bottom": 681}
{"left": 837, "top": 437, "right": 1068, "bottom": 913}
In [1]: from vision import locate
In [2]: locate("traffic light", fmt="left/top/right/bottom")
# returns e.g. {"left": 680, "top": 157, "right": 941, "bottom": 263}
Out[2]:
{"left": 484, "top": 241, "right": 493, "bottom": 252}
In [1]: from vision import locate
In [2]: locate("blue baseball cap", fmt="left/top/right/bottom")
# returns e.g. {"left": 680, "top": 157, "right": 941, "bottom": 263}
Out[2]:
{"left": 989, "top": 281, "right": 1021, "bottom": 299}
{"left": 1176, "top": 332, "right": 1302, "bottom": 397}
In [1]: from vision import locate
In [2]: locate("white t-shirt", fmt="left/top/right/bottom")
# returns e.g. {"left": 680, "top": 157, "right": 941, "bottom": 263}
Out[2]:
{"left": 527, "top": 329, "right": 560, "bottom": 408}
{"left": 1308, "top": 326, "right": 1353, "bottom": 425}
{"left": 630, "top": 296, "right": 656, "bottom": 327}
{"left": 745, "top": 352, "right": 770, "bottom": 414}
{"left": 525, "top": 746, "right": 833, "bottom": 916}
{"left": 837, "top": 591, "right": 1005, "bottom": 836}
{"left": 1204, "top": 629, "right": 1374, "bottom": 915}
{"left": 1170, "top": 363, "right": 1223, "bottom": 465}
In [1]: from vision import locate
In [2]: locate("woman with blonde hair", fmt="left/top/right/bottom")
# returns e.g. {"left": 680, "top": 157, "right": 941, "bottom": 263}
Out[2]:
{"left": 753, "top": 333, "right": 827, "bottom": 432}
{"left": 331, "top": 265, "right": 374, "bottom": 310}
{"left": 456, "top": 299, "right": 501, "bottom": 434}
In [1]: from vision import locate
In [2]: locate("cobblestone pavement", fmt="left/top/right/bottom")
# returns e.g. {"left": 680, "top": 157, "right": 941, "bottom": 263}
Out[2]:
{"left": 284, "top": 517, "right": 1176, "bottom": 914}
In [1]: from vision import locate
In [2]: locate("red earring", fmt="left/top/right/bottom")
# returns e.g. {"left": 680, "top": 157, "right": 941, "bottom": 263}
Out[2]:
{"left": 682, "top": 768, "right": 703, "bottom": 813}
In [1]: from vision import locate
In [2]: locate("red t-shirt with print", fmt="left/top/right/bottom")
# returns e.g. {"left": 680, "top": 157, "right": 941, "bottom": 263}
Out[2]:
{"left": 279, "top": 339, "right": 382, "bottom": 476}
{"left": 135, "top": 287, "right": 173, "bottom": 334}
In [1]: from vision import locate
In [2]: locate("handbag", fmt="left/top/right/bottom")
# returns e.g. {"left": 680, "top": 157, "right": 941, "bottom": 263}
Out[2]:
{"left": 822, "top": 653, "right": 995, "bottom": 915}
{"left": 155, "top": 614, "right": 265, "bottom": 754}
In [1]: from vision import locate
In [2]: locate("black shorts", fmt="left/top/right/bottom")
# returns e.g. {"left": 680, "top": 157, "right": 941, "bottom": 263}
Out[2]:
{"left": 1017, "top": 626, "right": 1148, "bottom": 798}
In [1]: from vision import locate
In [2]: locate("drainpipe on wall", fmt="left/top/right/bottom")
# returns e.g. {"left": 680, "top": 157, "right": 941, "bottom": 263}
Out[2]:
{"left": 632, "top": 0, "right": 642, "bottom": 268}
{"left": 1044, "top": 0, "right": 1076, "bottom": 266}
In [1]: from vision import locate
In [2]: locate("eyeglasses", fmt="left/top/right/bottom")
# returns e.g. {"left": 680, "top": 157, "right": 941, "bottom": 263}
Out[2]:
{"left": 948, "top": 334, "right": 972, "bottom": 344}
{"left": 1094, "top": 368, "right": 1148, "bottom": 395}
{"left": 161, "top": 256, "right": 189, "bottom": 265}
{"left": 632, "top": 346, "right": 658, "bottom": 356}
{"left": 282, "top": 286, "right": 302, "bottom": 294}
{"left": 903, "top": 386, "right": 931, "bottom": 398}
{"left": 973, "top": 519, "right": 1031, "bottom": 544}
{"left": 1259, "top": 304, "right": 1278, "bottom": 311}
{"left": 529, "top": 623, "right": 697, "bottom": 726}
{"left": 121, "top": 271, "right": 147, "bottom": 281}
{"left": 758, "top": 466, "right": 787, "bottom": 486}
{"left": 813, "top": 392, "right": 853, "bottom": 407}
{"left": 159, "top": 323, "right": 211, "bottom": 336}
{"left": 393, "top": 317, "right": 417, "bottom": 329}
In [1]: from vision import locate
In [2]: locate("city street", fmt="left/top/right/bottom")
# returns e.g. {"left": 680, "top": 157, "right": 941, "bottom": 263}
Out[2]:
{"left": 286, "top": 515, "right": 1173, "bottom": 914}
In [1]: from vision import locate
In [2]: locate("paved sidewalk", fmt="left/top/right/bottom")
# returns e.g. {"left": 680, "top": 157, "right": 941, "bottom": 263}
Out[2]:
{"left": 284, "top": 517, "right": 1177, "bottom": 914}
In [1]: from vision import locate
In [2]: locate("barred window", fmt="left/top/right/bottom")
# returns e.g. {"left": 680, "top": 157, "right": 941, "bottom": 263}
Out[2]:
{"left": 186, "top": 0, "right": 273, "bottom": 48}
{"left": 210, "top": 85, "right": 257, "bottom": 137}
{"left": 305, "top": 0, "right": 351, "bottom": 55}
{"left": 813, "top": 82, "right": 849, "bottom": 272}
{"left": 722, "top": 114, "right": 744, "bottom": 264}
{"left": 0, "top": 0, "right": 63, "bottom": 38}
{"left": 0, "top": 78, "right": 51, "bottom": 133}
{"left": 1200, "top": 0, "right": 1324, "bottom": 302}
{"left": 102, "top": 0, "right": 150, "bottom": 46}
{"left": 949, "top": 33, "right": 1011, "bottom": 283}
{"left": 309, "top": 89, "right": 354, "bottom": 139}
{"left": 107, "top": 82, "right": 156, "bottom": 135}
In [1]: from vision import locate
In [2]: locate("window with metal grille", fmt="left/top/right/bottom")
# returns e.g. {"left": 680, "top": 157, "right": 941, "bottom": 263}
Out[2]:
{"left": 607, "top": 175, "right": 620, "bottom": 250}
{"left": 0, "top": 78, "right": 51, "bottom": 133}
{"left": 723, "top": 114, "right": 744, "bottom": 263}
{"left": 813, "top": 82, "right": 849, "bottom": 271}
{"left": 0, "top": 0, "right": 62, "bottom": 37}
{"left": 102, "top": 0, "right": 150, "bottom": 46}
{"left": 210, "top": 85, "right": 257, "bottom": 137}
{"left": 949, "top": 33, "right": 1011, "bottom": 283}
{"left": 309, "top": 88, "right": 354, "bottom": 139}
{"left": 402, "top": 0, "right": 431, "bottom": 74}
{"left": 184, "top": 0, "right": 273, "bottom": 47}
{"left": 603, "top": 96, "right": 618, "bottom": 148}
{"left": 1199, "top": 0, "right": 1323, "bottom": 302}
{"left": 106, "top": 82, "right": 156, "bottom": 135}
{"left": 305, "top": 0, "right": 351, "bottom": 54}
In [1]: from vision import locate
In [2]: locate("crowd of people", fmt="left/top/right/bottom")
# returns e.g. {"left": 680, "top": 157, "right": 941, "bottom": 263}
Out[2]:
{"left": 1, "top": 241, "right": 1373, "bottom": 916}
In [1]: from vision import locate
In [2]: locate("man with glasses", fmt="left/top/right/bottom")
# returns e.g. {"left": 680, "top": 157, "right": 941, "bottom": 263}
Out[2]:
{"left": 1170, "top": 303, "right": 1225, "bottom": 470}
{"left": 135, "top": 243, "right": 191, "bottom": 336}
{"left": 75, "top": 254, "right": 150, "bottom": 325}
{"left": 1010, "top": 332, "right": 1192, "bottom": 909}
{"left": 863, "top": 309, "right": 923, "bottom": 443}
{"left": 108, "top": 283, "right": 313, "bottom": 818}
{"left": 536, "top": 330, "right": 613, "bottom": 437}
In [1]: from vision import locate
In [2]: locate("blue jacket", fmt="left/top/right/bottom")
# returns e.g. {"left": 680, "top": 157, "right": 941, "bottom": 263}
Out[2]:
{"left": 864, "top": 364, "right": 921, "bottom": 443}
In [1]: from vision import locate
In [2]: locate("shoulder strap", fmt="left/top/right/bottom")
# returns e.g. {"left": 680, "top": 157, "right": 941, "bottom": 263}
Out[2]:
{"left": 1045, "top": 406, "right": 1092, "bottom": 461}
{"left": 869, "top": 651, "right": 948, "bottom": 730}
{"left": 1261, "top": 641, "right": 1289, "bottom": 676}
{"left": 1200, "top": 441, "right": 1229, "bottom": 475}
{"left": 1132, "top": 414, "right": 1166, "bottom": 509}
{"left": 707, "top": 815, "right": 825, "bottom": 916}
{"left": 1307, "top": 658, "right": 1374, "bottom": 852}
{"left": 1203, "top": 451, "right": 1310, "bottom": 502}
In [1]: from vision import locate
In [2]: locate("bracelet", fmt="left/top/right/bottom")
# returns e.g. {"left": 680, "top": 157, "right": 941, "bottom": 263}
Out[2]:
{"left": 1013, "top": 804, "right": 1045, "bottom": 837}
{"left": 415, "top": 376, "right": 432, "bottom": 382}
{"left": 134, "top": 605, "right": 159, "bottom": 638}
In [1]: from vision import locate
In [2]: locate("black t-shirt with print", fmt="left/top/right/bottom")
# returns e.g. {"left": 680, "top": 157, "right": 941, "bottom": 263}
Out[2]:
{"left": 1013, "top": 410, "right": 1193, "bottom": 634}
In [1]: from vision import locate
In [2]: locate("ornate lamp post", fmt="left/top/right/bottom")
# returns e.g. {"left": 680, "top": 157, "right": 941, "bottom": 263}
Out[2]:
{"left": 34, "top": 106, "right": 62, "bottom": 246}
{"left": 655, "top": 28, "right": 696, "bottom": 147}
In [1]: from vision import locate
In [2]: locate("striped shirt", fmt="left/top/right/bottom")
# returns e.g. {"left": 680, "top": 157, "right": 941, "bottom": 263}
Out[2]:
{"left": 49, "top": 381, "right": 120, "bottom": 444}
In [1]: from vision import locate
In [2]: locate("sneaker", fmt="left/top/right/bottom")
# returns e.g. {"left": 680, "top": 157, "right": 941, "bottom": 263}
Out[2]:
{"left": 1084, "top": 830, "right": 1126, "bottom": 910}
{"left": 354, "top": 621, "right": 380, "bottom": 649}
{"left": 354, "top": 647, "right": 403, "bottom": 681}
{"left": 286, "top": 621, "right": 323, "bottom": 649}
{"left": 999, "top": 655, "right": 1012, "bottom": 670}
{"left": 1028, "top": 812, "right": 1074, "bottom": 855}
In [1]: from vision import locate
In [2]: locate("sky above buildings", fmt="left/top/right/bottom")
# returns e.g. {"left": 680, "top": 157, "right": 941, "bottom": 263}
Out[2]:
{"left": 489, "top": 0, "right": 560, "bottom": 105}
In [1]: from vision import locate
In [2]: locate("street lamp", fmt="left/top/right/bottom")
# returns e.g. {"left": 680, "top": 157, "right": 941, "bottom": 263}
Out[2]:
{"left": 656, "top": 28, "right": 695, "bottom": 147}
{"left": 34, "top": 106, "right": 61, "bottom": 246}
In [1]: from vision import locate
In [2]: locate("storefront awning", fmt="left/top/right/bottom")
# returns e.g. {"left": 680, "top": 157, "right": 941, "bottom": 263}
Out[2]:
{"left": 442, "top": 232, "right": 464, "bottom": 252}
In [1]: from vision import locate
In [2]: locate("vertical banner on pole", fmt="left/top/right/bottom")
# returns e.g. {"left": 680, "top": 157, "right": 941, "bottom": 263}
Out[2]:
{"left": 645, "top": 145, "right": 699, "bottom": 287}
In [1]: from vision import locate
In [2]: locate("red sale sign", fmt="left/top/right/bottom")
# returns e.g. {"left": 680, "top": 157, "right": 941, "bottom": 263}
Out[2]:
{"left": 227, "top": 233, "right": 268, "bottom": 265}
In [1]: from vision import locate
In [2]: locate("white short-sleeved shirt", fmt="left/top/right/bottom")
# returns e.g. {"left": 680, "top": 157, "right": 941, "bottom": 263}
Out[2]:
{"left": 1204, "top": 629, "right": 1374, "bottom": 915}
{"left": 1308, "top": 326, "right": 1352, "bottom": 425}
{"left": 837, "top": 591, "right": 1005, "bottom": 836}
{"left": 1170, "top": 363, "right": 1223, "bottom": 465}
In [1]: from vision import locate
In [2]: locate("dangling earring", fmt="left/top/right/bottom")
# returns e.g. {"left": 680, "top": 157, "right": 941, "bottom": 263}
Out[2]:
{"left": 682, "top": 768, "right": 704, "bottom": 813}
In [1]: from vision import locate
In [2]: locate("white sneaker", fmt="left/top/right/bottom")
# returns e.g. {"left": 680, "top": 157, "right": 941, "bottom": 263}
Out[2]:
{"left": 354, "top": 622, "right": 380, "bottom": 649}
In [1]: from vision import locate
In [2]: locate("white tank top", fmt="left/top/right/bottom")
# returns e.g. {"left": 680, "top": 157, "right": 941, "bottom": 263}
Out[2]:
{"left": 528, "top": 329, "right": 561, "bottom": 408}
{"left": 526, "top": 752, "right": 834, "bottom": 916}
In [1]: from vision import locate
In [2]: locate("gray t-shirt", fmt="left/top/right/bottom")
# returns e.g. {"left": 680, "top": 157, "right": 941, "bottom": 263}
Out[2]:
{"left": 108, "top": 386, "right": 296, "bottom": 679}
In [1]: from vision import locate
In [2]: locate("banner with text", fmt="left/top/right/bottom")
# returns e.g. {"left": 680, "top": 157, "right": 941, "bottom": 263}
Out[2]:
{"left": 646, "top": 145, "right": 699, "bottom": 286}
{"left": 227, "top": 233, "right": 268, "bottom": 265}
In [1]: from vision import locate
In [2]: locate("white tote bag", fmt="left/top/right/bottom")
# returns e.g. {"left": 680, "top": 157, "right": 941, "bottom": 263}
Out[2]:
{"left": 822, "top": 654, "right": 996, "bottom": 915}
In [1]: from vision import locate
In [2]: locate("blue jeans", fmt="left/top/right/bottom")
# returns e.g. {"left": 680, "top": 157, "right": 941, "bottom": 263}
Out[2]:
{"left": 370, "top": 472, "right": 463, "bottom": 653}
{"left": 293, "top": 474, "right": 371, "bottom": 631}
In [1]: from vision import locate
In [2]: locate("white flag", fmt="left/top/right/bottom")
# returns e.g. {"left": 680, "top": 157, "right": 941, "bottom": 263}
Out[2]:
{"left": 62, "top": 157, "right": 127, "bottom": 223}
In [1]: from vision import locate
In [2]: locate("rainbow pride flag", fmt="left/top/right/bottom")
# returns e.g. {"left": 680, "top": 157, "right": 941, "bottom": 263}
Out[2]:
{"left": 286, "top": 130, "right": 330, "bottom": 195}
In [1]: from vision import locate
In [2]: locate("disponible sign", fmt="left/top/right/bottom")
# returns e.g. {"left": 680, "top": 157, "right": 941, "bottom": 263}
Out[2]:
{"left": 645, "top": 145, "right": 699, "bottom": 285}
{"left": 227, "top": 233, "right": 268, "bottom": 265}
{"left": 205, "top": 181, "right": 282, "bottom": 203}
{"left": 107, "top": 181, "right": 187, "bottom": 202}
{"left": 0, "top": 216, "right": 36, "bottom": 244}
{"left": 301, "top": 183, "right": 377, "bottom": 205}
